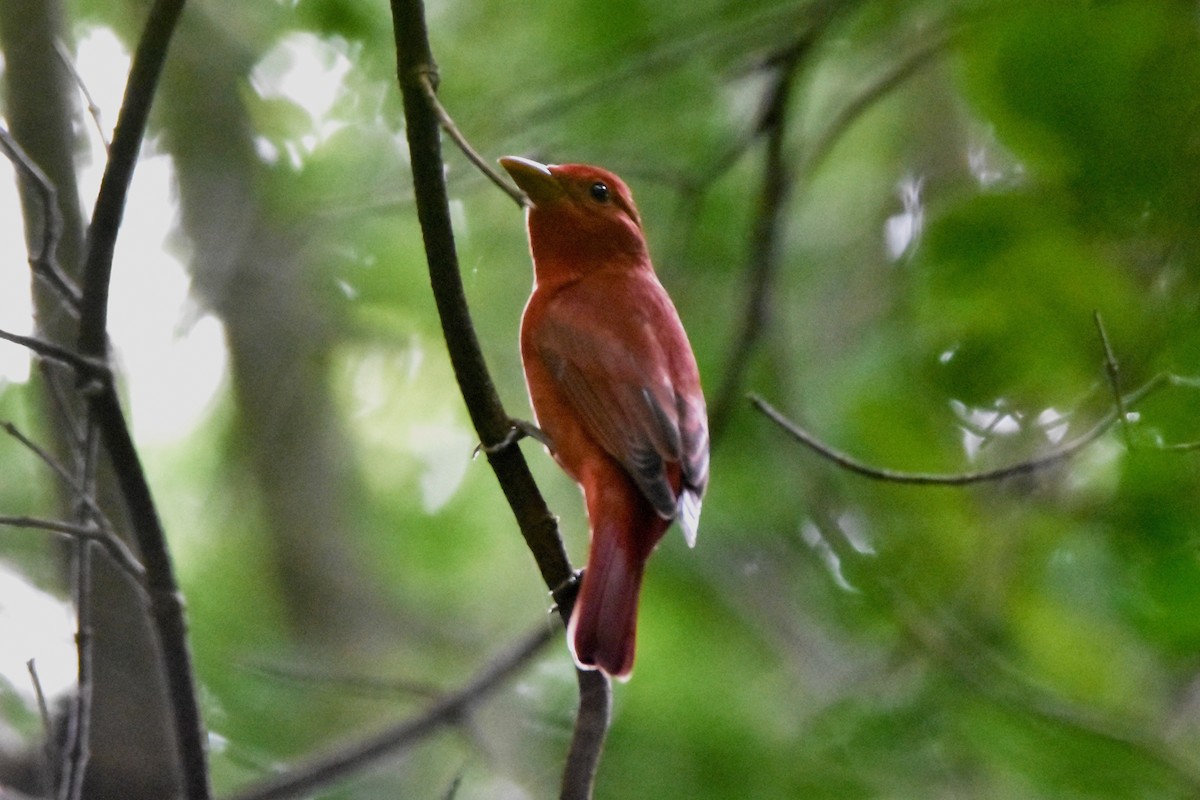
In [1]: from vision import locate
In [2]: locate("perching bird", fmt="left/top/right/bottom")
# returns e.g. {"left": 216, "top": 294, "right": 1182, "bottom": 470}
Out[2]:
{"left": 499, "top": 156, "right": 709, "bottom": 679}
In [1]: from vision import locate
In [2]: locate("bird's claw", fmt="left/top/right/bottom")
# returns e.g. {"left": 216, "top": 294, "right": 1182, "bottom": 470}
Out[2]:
{"left": 476, "top": 418, "right": 553, "bottom": 457}
{"left": 550, "top": 569, "right": 583, "bottom": 615}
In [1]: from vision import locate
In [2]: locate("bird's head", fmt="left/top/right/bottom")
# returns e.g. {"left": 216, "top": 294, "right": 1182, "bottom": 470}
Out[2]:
{"left": 500, "top": 156, "right": 648, "bottom": 279}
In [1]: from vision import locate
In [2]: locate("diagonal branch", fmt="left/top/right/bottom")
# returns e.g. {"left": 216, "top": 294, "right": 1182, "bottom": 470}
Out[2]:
{"left": 53, "top": 39, "right": 110, "bottom": 153}
{"left": 0, "top": 515, "right": 144, "bottom": 584}
{"left": 0, "top": 125, "right": 81, "bottom": 307}
{"left": 389, "top": 0, "right": 572, "bottom": 614}
{"left": 223, "top": 623, "right": 555, "bottom": 800}
{"left": 750, "top": 372, "right": 1172, "bottom": 486}
{"left": 1, "top": 420, "right": 120, "bottom": 536}
{"left": 0, "top": 328, "right": 110, "bottom": 379}
{"left": 709, "top": 25, "right": 956, "bottom": 443}
{"left": 559, "top": 669, "right": 611, "bottom": 800}
{"left": 70, "top": 0, "right": 210, "bottom": 798}
{"left": 389, "top": 3, "right": 605, "bottom": 798}
{"left": 708, "top": 41, "right": 806, "bottom": 443}
{"left": 417, "top": 72, "right": 527, "bottom": 208}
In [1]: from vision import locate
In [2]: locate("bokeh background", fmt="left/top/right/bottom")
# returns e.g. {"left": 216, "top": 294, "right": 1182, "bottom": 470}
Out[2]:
{"left": 2, "top": 0, "right": 1200, "bottom": 797}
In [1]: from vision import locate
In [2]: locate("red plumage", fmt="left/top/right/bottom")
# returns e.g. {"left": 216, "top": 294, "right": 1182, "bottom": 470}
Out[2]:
{"left": 500, "top": 156, "right": 709, "bottom": 679}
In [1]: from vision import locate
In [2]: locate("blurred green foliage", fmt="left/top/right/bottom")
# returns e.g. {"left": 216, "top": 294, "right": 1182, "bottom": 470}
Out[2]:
{"left": 3, "top": 0, "right": 1200, "bottom": 797}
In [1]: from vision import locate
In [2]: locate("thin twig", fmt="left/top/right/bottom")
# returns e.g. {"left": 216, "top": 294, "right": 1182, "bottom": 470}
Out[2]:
{"left": 750, "top": 373, "right": 1170, "bottom": 486}
{"left": 708, "top": 41, "right": 806, "bottom": 443}
{"left": 0, "top": 329, "right": 111, "bottom": 380}
{"left": 224, "top": 623, "right": 556, "bottom": 800}
{"left": 59, "top": 418, "right": 101, "bottom": 800}
{"left": 0, "top": 515, "right": 146, "bottom": 583}
{"left": 53, "top": 40, "right": 111, "bottom": 153}
{"left": 799, "top": 29, "right": 955, "bottom": 178}
{"left": 808, "top": 516, "right": 1200, "bottom": 795}
{"left": 239, "top": 661, "right": 443, "bottom": 701}
{"left": 0, "top": 126, "right": 82, "bottom": 307}
{"left": 440, "top": 771, "right": 465, "bottom": 800}
{"left": 515, "top": 2, "right": 823, "bottom": 136}
{"left": 27, "top": 659, "right": 57, "bottom": 788}
{"left": 1, "top": 420, "right": 120, "bottom": 536}
{"left": 709, "top": 24, "right": 955, "bottom": 442}
{"left": 37, "top": 361, "right": 87, "bottom": 449}
{"left": 1093, "top": 311, "right": 1133, "bottom": 449}
{"left": 417, "top": 72, "right": 526, "bottom": 207}
{"left": 59, "top": 534, "right": 95, "bottom": 800}
{"left": 70, "top": 0, "right": 210, "bottom": 797}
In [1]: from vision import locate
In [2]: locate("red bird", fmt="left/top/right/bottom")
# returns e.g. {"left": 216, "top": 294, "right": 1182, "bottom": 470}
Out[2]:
{"left": 499, "top": 156, "right": 709, "bottom": 679}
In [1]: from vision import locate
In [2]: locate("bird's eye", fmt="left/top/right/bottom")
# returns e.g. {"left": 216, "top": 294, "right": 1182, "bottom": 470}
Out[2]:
{"left": 589, "top": 182, "right": 610, "bottom": 203}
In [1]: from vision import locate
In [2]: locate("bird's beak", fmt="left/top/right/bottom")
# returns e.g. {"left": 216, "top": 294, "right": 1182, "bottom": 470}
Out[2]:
{"left": 499, "top": 156, "right": 563, "bottom": 207}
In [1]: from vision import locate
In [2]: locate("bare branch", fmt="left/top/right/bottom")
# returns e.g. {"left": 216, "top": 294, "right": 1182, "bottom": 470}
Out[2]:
{"left": 389, "top": 0, "right": 573, "bottom": 609}
{"left": 77, "top": 0, "right": 182, "bottom": 356}
{"left": 0, "top": 328, "right": 111, "bottom": 380}
{"left": 0, "top": 515, "right": 145, "bottom": 583}
{"left": 750, "top": 373, "right": 1171, "bottom": 486}
{"left": 224, "top": 623, "right": 555, "bottom": 800}
{"left": 0, "top": 125, "right": 82, "bottom": 307}
{"left": 1093, "top": 311, "right": 1133, "bottom": 449}
{"left": 417, "top": 71, "right": 527, "bottom": 207}
{"left": 238, "top": 661, "right": 442, "bottom": 701}
{"left": 559, "top": 669, "right": 611, "bottom": 800}
{"left": 440, "top": 771, "right": 464, "bottom": 800}
{"left": 59, "top": 522, "right": 95, "bottom": 800}
{"left": 885, "top": 588, "right": 1200, "bottom": 794}
{"left": 69, "top": 0, "right": 211, "bottom": 796}
{"left": 27, "top": 659, "right": 56, "bottom": 787}
{"left": 1, "top": 419, "right": 119, "bottom": 535}
{"left": 709, "top": 25, "right": 956, "bottom": 442}
{"left": 53, "top": 39, "right": 110, "bottom": 153}
{"left": 389, "top": 4, "right": 592, "bottom": 796}
{"left": 36, "top": 360, "right": 87, "bottom": 447}
{"left": 708, "top": 42, "right": 805, "bottom": 443}
{"left": 799, "top": 29, "right": 955, "bottom": 178}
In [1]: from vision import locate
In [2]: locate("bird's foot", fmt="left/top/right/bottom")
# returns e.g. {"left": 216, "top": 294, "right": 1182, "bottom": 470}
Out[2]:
{"left": 550, "top": 569, "right": 583, "bottom": 617}
{"left": 476, "top": 418, "right": 553, "bottom": 457}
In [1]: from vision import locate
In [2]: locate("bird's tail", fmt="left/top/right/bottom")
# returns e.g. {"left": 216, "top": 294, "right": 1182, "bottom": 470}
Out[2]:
{"left": 568, "top": 521, "right": 645, "bottom": 680}
{"left": 569, "top": 466, "right": 675, "bottom": 680}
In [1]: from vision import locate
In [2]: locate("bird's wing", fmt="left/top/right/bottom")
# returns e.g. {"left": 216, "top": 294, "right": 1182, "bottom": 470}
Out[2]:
{"left": 532, "top": 273, "right": 709, "bottom": 538}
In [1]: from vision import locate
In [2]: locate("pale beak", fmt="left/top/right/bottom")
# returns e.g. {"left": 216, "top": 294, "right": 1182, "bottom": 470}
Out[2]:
{"left": 499, "top": 156, "right": 563, "bottom": 207}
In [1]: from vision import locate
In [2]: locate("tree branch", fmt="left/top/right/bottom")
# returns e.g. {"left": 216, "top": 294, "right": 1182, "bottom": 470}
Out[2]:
{"left": 70, "top": 0, "right": 210, "bottom": 797}
{"left": 77, "top": 0, "right": 184, "bottom": 356}
{"left": 53, "top": 39, "right": 110, "bottom": 153}
{"left": 388, "top": 0, "right": 573, "bottom": 615}
{"left": 223, "top": 624, "right": 555, "bottom": 800}
{"left": 0, "top": 125, "right": 81, "bottom": 307}
{"left": 26, "top": 658, "right": 56, "bottom": 785}
{"left": 709, "top": 25, "right": 955, "bottom": 442}
{"left": 417, "top": 72, "right": 526, "bottom": 208}
{"left": 1093, "top": 311, "right": 1133, "bottom": 449}
{"left": 750, "top": 372, "right": 1171, "bottom": 486}
{"left": 812, "top": 511, "right": 1200, "bottom": 797}
{"left": 560, "top": 669, "right": 611, "bottom": 800}
{"left": 1, "top": 419, "right": 121, "bottom": 539}
{"left": 59, "top": 446, "right": 96, "bottom": 800}
{"left": 0, "top": 328, "right": 110, "bottom": 379}
{"left": 388, "top": 4, "right": 599, "bottom": 797}
{"left": 0, "top": 515, "right": 145, "bottom": 584}
{"left": 708, "top": 41, "right": 806, "bottom": 443}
